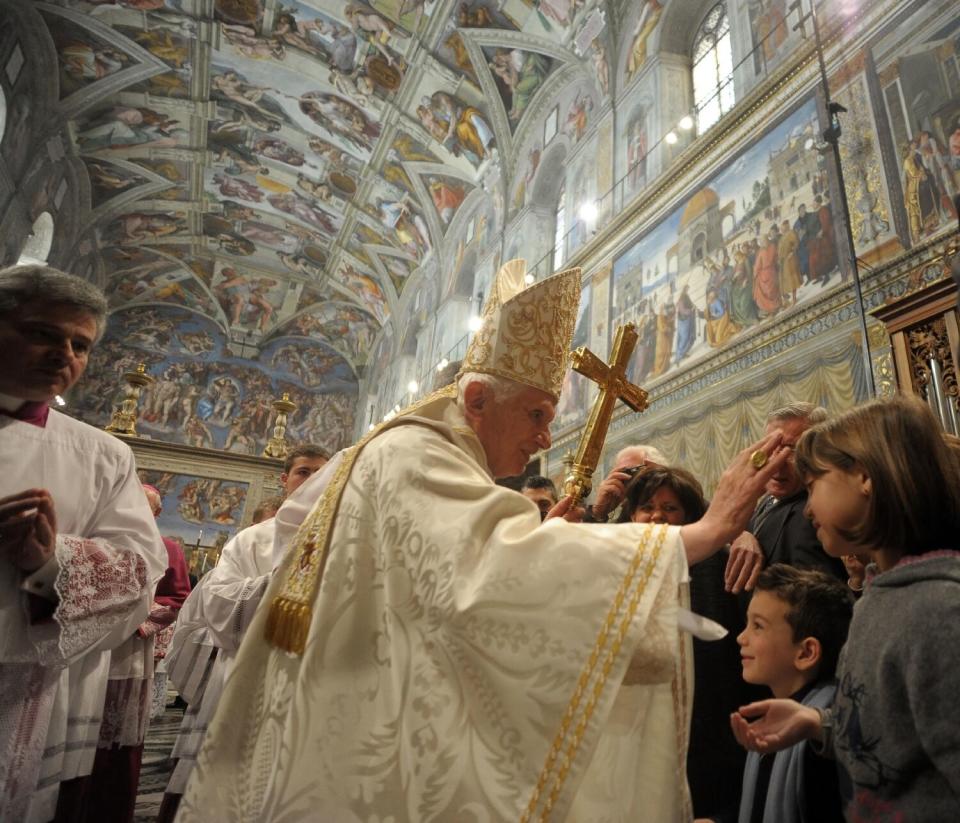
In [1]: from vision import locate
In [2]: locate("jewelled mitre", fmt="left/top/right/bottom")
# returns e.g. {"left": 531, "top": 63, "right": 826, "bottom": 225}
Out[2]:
{"left": 460, "top": 259, "right": 582, "bottom": 400}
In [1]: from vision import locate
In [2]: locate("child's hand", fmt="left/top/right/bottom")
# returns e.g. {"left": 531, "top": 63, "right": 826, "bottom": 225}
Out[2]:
{"left": 730, "top": 699, "right": 821, "bottom": 753}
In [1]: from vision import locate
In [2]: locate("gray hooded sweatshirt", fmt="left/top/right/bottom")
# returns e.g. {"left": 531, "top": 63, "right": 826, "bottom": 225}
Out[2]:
{"left": 829, "top": 552, "right": 960, "bottom": 822}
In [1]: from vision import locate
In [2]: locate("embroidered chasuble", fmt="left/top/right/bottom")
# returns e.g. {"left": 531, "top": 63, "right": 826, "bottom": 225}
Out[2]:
{"left": 0, "top": 410, "right": 167, "bottom": 822}
{"left": 179, "top": 392, "right": 693, "bottom": 822}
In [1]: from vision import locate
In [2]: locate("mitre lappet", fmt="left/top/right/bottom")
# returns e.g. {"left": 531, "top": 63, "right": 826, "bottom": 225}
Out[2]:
{"left": 459, "top": 258, "right": 582, "bottom": 400}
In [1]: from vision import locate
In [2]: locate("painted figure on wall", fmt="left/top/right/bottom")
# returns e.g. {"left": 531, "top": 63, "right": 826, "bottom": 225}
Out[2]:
{"left": 55, "top": 33, "right": 131, "bottom": 94}
{"left": 650, "top": 293, "right": 675, "bottom": 378}
{"left": 429, "top": 178, "right": 467, "bottom": 224}
{"left": 564, "top": 91, "right": 593, "bottom": 143}
{"left": 299, "top": 91, "right": 380, "bottom": 152}
{"left": 377, "top": 197, "right": 430, "bottom": 255}
{"left": 77, "top": 106, "right": 185, "bottom": 150}
{"left": 777, "top": 219, "right": 802, "bottom": 305}
{"left": 626, "top": 106, "right": 648, "bottom": 193}
{"left": 344, "top": 3, "right": 410, "bottom": 68}
{"left": 628, "top": 303, "right": 658, "bottom": 384}
{"left": 807, "top": 195, "right": 837, "bottom": 284}
{"left": 750, "top": 0, "right": 788, "bottom": 65}
{"left": 417, "top": 92, "right": 495, "bottom": 165}
{"left": 674, "top": 284, "right": 696, "bottom": 362}
{"left": 488, "top": 48, "right": 552, "bottom": 124}
{"left": 902, "top": 138, "right": 943, "bottom": 241}
{"left": 752, "top": 227, "right": 780, "bottom": 317}
{"left": 626, "top": 0, "right": 663, "bottom": 80}
{"left": 591, "top": 38, "right": 610, "bottom": 97}
{"left": 878, "top": 15, "right": 960, "bottom": 244}
{"left": 138, "top": 470, "right": 249, "bottom": 548}
{"left": 128, "top": 25, "right": 193, "bottom": 69}
{"left": 85, "top": 161, "right": 146, "bottom": 206}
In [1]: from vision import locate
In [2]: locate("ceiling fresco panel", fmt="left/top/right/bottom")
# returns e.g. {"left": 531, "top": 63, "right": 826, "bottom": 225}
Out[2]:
{"left": 39, "top": 0, "right": 606, "bottom": 431}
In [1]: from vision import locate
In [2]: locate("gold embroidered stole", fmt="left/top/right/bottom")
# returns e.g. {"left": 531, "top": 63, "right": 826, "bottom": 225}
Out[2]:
{"left": 521, "top": 524, "right": 670, "bottom": 821}
{"left": 266, "top": 384, "right": 475, "bottom": 654}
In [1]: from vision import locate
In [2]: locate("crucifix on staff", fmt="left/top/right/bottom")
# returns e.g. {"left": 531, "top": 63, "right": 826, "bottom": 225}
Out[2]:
{"left": 562, "top": 322, "right": 650, "bottom": 503}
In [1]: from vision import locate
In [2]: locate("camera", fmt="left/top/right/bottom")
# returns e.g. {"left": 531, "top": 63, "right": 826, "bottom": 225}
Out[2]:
{"left": 620, "top": 463, "right": 647, "bottom": 478}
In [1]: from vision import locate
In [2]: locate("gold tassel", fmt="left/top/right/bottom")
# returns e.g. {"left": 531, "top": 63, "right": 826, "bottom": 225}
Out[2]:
{"left": 265, "top": 596, "right": 312, "bottom": 655}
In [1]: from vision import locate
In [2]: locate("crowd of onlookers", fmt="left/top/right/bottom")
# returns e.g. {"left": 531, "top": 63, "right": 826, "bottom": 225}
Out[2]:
{"left": 521, "top": 398, "right": 960, "bottom": 822}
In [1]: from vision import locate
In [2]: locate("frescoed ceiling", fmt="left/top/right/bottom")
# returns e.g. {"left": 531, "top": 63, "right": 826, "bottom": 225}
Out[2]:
{"left": 41, "top": 0, "right": 615, "bottom": 392}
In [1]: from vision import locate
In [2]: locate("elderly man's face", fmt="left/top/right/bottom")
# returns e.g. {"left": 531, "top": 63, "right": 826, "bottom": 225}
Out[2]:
{"left": 0, "top": 300, "right": 97, "bottom": 401}
{"left": 764, "top": 417, "right": 810, "bottom": 499}
{"left": 469, "top": 384, "right": 555, "bottom": 479}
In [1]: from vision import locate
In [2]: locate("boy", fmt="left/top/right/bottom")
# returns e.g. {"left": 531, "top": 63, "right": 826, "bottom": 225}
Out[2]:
{"left": 702, "top": 564, "right": 852, "bottom": 823}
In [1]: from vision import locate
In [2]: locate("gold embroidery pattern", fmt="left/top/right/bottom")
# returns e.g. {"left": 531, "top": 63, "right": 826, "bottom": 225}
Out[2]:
{"left": 462, "top": 263, "right": 582, "bottom": 400}
{"left": 521, "top": 524, "right": 669, "bottom": 821}
{"left": 671, "top": 586, "right": 693, "bottom": 822}
{"left": 266, "top": 384, "right": 458, "bottom": 653}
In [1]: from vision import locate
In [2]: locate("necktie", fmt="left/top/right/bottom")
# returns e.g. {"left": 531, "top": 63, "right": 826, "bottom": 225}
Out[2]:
{"left": 0, "top": 401, "right": 50, "bottom": 428}
{"left": 753, "top": 494, "right": 777, "bottom": 531}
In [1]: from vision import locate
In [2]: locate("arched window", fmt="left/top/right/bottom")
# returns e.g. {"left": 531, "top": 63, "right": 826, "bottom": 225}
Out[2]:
{"left": 692, "top": 2, "right": 734, "bottom": 134}
{"left": 18, "top": 211, "right": 55, "bottom": 264}
{"left": 553, "top": 181, "right": 566, "bottom": 270}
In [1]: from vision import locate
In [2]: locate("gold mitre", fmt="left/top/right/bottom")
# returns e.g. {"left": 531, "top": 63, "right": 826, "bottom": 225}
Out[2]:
{"left": 460, "top": 259, "right": 582, "bottom": 400}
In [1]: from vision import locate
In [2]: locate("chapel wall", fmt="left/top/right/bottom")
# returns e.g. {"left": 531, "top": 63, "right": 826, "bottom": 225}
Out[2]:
{"left": 364, "top": 0, "right": 960, "bottom": 492}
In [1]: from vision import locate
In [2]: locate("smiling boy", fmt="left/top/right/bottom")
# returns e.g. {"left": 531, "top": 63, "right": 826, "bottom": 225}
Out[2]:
{"left": 709, "top": 564, "right": 853, "bottom": 823}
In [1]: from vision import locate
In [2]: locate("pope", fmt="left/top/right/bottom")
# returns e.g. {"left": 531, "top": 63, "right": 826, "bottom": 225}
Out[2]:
{"left": 180, "top": 260, "right": 788, "bottom": 822}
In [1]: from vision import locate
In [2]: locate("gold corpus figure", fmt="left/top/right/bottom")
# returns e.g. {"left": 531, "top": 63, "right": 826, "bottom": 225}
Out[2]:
{"left": 563, "top": 324, "right": 649, "bottom": 503}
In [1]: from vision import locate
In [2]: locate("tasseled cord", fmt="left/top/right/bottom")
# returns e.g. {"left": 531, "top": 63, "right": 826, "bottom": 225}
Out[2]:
{"left": 265, "top": 595, "right": 312, "bottom": 655}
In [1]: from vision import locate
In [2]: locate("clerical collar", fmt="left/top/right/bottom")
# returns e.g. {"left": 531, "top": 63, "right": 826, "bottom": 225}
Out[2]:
{"left": 0, "top": 392, "right": 50, "bottom": 427}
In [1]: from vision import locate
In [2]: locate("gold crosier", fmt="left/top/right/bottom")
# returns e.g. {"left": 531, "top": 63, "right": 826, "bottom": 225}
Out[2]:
{"left": 562, "top": 323, "right": 650, "bottom": 503}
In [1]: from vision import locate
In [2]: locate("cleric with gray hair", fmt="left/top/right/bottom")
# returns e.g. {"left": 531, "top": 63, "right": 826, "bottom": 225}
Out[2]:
{"left": 0, "top": 263, "right": 108, "bottom": 339}
{"left": 0, "top": 260, "right": 166, "bottom": 820}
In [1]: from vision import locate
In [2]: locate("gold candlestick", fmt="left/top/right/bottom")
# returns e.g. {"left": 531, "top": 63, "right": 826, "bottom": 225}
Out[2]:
{"left": 262, "top": 392, "right": 298, "bottom": 458}
{"left": 105, "top": 363, "right": 154, "bottom": 436}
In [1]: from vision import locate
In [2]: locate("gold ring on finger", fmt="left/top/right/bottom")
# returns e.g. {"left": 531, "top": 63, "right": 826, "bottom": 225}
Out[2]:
{"left": 750, "top": 449, "right": 768, "bottom": 470}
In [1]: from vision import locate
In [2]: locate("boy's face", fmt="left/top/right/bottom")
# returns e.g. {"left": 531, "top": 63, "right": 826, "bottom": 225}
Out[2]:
{"left": 737, "top": 591, "right": 812, "bottom": 699}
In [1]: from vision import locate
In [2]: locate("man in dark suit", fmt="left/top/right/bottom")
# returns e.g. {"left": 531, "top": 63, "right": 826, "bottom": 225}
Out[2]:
{"left": 725, "top": 402, "right": 847, "bottom": 591}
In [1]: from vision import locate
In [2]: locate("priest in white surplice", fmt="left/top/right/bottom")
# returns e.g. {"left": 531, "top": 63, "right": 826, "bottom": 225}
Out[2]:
{"left": 157, "top": 445, "right": 327, "bottom": 822}
{"left": 0, "top": 265, "right": 167, "bottom": 822}
{"left": 179, "top": 261, "right": 788, "bottom": 822}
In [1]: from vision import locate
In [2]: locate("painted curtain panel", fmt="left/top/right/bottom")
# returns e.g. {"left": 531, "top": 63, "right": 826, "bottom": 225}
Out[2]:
{"left": 612, "top": 96, "right": 841, "bottom": 385}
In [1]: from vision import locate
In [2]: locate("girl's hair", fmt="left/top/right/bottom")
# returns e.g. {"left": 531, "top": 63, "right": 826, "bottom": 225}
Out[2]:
{"left": 795, "top": 395, "right": 960, "bottom": 555}
{"left": 617, "top": 466, "right": 707, "bottom": 525}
